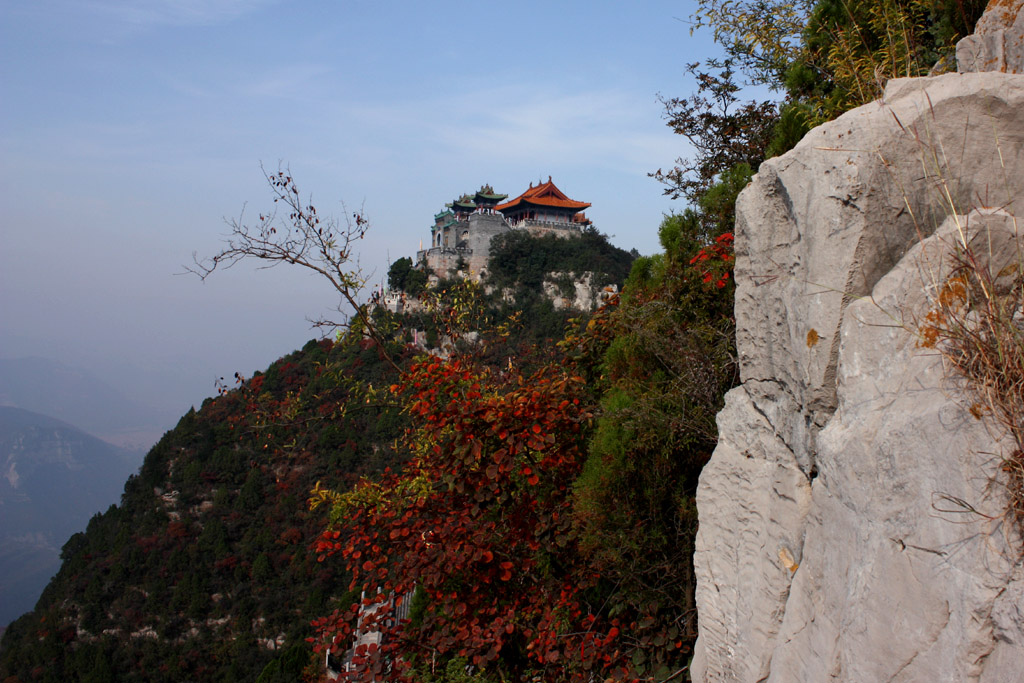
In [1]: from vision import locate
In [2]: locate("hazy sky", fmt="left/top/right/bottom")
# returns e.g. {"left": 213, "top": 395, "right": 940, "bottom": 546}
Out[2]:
{"left": 0, "top": 0, "right": 725, "bottom": 437}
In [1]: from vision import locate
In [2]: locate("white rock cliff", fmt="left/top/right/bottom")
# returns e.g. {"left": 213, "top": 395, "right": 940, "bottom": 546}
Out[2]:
{"left": 691, "top": 44, "right": 1024, "bottom": 683}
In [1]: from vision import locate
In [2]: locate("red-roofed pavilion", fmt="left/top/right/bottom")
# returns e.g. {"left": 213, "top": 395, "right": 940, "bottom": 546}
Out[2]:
{"left": 496, "top": 177, "right": 591, "bottom": 228}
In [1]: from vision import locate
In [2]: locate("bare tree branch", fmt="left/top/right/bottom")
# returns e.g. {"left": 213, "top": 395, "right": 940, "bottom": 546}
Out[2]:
{"left": 187, "top": 163, "right": 401, "bottom": 373}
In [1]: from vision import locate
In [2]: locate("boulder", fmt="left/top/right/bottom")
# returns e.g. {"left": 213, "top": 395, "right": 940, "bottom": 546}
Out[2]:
{"left": 692, "top": 71, "right": 1024, "bottom": 682}
{"left": 957, "top": 0, "right": 1024, "bottom": 73}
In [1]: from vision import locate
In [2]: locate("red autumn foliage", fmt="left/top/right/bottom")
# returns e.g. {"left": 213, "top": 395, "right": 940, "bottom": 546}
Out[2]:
{"left": 689, "top": 231, "right": 734, "bottom": 289}
{"left": 311, "top": 354, "right": 645, "bottom": 681}
{"left": 308, "top": 234, "right": 735, "bottom": 680}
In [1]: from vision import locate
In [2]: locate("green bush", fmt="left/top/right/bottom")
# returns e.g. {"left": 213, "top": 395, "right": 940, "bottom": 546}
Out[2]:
{"left": 573, "top": 209, "right": 739, "bottom": 650}
{"left": 486, "top": 227, "right": 634, "bottom": 293}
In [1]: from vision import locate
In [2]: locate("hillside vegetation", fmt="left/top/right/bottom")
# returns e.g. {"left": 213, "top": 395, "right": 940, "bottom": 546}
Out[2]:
{"left": 0, "top": 339, "right": 410, "bottom": 681}
{"left": 387, "top": 227, "right": 636, "bottom": 349}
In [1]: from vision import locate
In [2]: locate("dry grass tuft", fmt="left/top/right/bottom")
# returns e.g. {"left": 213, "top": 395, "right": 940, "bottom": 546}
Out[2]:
{"left": 917, "top": 221, "right": 1024, "bottom": 538}
{"left": 1003, "top": 450, "right": 1024, "bottom": 534}
{"left": 878, "top": 89, "right": 1024, "bottom": 542}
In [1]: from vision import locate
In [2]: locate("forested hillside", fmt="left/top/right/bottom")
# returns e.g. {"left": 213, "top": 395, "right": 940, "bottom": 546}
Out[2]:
{"left": 0, "top": 232, "right": 636, "bottom": 682}
{"left": 0, "top": 338, "right": 411, "bottom": 681}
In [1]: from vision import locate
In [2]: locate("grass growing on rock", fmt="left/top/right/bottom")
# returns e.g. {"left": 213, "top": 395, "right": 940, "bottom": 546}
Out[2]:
{"left": 891, "top": 103, "right": 1024, "bottom": 544}
{"left": 916, "top": 217, "right": 1024, "bottom": 539}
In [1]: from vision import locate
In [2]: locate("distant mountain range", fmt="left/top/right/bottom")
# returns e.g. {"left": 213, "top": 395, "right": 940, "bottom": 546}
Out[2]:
{"left": 0, "top": 357, "right": 164, "bottom": 626}
{"left": 0, "top": 406, "right": 142, "bottom": 626}
{"left": 0, "top": 357, "right": 167, "bottom": 452}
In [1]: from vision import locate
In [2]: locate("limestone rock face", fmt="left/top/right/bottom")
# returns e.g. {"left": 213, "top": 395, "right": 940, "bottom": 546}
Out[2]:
{"left": 541, "top": 272, "right": 618, "bottom": 311}
{"left": 692, "top": 71, "right": 1024, "bottom": 682}
{"left": 957, "top": 0, "right": 1024, "bottom": 73}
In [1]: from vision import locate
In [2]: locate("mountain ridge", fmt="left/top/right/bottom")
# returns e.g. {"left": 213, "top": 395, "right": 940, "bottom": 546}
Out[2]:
{"left": 0, "top": 405, "right": 143, "bottom": 627}
{"left": 0, "top": 357, "right": 166, "bottom": 452}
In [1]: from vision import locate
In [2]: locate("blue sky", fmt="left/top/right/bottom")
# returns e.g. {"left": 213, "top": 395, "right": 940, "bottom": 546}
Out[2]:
{"left": 0, "top": 0, "right": 726, "bottom": 439}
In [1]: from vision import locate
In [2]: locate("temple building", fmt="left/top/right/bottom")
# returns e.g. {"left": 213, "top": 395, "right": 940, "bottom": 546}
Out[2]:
{"left": 417, "top": 178, "right": 590, "bottom": 281}
{"left": 429, "top": 185, "right": 507, "bottom": 251}
{"left": 497, "top": 177, "right": 591, "bottom": 234}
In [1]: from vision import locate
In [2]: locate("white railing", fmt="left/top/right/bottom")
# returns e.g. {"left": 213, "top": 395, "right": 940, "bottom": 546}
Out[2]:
{"left": 507, "top": 218, "right": 583, "bottom": 231}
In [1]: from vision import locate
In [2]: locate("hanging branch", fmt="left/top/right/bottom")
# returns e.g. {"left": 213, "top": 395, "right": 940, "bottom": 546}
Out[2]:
{"left": 187, "top": 163, "right": 401, "bottom": 373}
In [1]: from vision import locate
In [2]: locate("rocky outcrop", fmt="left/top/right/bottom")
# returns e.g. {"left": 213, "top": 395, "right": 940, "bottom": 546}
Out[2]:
{"left": 541, "top": 272, "right": 618, "bottom": 311}
{"left": 958, "top": 0, "right": 1024, "bottom": 73}
{"left": 692, "top": 71, "right": 1024, "bottom": 682}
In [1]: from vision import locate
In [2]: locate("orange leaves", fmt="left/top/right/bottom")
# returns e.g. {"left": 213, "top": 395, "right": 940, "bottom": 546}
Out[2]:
{"left": 918, "top": 275, "right": 969, "bottom": 349}
{"left": 312, "top": 530, "right": 346, "bottom": 563}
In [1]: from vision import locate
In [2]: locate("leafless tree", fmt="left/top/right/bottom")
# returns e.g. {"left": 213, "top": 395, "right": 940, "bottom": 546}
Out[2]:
{"left": 188, "top": 164, "right": 400, "bottom": 372}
